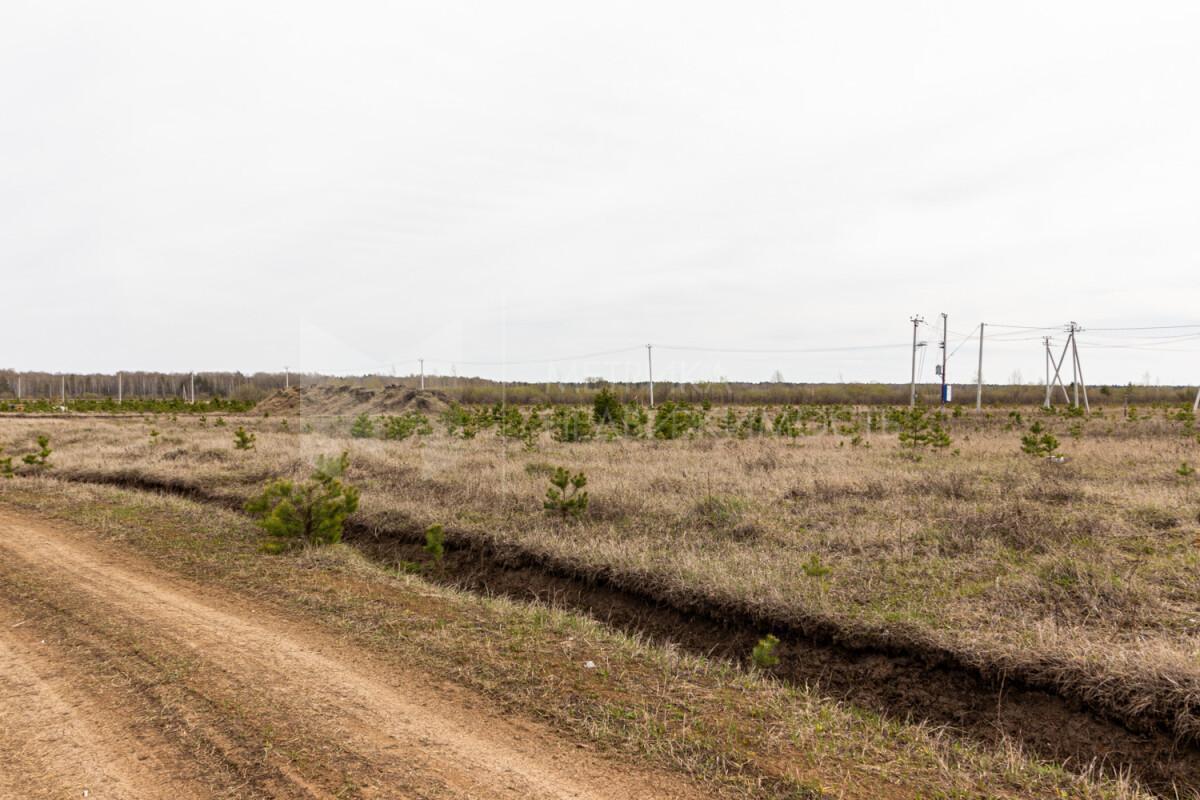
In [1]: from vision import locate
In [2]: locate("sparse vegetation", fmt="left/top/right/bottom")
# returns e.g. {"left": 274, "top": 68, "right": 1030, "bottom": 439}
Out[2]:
{"left": 9, "top": 402, "right": 1200, "bottom": 794}
{"left": 0, "top": 478, "right": 1153, "bottom": 800}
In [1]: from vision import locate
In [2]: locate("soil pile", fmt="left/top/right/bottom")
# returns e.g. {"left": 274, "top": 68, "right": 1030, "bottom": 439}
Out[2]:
{"left": 256, "top": 385, "right": 451, "bottom": 416}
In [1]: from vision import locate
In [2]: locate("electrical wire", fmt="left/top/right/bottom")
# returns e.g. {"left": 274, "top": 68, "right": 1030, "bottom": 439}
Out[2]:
{"left": 358, "top": 320, "right": 1200, "bottom": 379}
{"left": 423, "top": 346, "right": 644, "bottom": 367}
{"left": 1085, "top": 324, "right": 1200, "bottom": 331}
{"left": 947, "top": 325, "right": 980, "bottom": 359}
{"left": 655, "top": 343, "right": 908, "bottom": 355}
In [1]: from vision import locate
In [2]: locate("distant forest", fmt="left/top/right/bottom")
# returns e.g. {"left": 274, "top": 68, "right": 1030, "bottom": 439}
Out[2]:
{"left": 0, "top": 369, "right": 1195, "bottom": 407}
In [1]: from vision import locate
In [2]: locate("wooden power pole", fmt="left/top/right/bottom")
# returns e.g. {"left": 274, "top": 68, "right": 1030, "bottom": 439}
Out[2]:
{"left": 975, "top": 323, "right": 984, "bottom": 411}
{"left": 909, "top": 315, "right": 924, "bottom": 407}
{"left": 646, "top": 344, "right": 654, "bottom": 408}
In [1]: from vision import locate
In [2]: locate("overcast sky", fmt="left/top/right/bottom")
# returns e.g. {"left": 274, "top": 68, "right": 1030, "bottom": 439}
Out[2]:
{"left": 3, "top": 1, "right": 1199, "bottom": 385}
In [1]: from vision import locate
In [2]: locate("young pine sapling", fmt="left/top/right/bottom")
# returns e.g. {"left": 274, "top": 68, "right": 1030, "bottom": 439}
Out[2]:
{"left": 543, "top": 467, "right": 589, "bottom": 518}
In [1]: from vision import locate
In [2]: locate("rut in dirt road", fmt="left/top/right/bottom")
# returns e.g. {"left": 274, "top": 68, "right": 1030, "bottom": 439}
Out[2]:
{"left": 0, "top": 509, "right": 695, "bottom": 800}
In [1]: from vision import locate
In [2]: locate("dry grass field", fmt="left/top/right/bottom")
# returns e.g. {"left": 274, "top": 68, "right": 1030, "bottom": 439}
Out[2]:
{"left": 2, "top": 398, "right": 1198, "bottom": 796}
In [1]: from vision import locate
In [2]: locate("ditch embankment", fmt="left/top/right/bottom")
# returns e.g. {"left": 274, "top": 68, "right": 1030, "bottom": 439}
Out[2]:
{"left": 56, "top": 470, "right": 1200, "bottom": 797}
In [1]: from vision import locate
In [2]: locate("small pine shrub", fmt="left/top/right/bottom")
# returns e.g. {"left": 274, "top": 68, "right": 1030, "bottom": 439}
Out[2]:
{"left": 441, "top": 404, "right": 478, "bottom": 438}
{"left": 549, "top": 407, "right": 594, "bottom": 443}
{"left": 592, "top": 386, "right": 624, "bottom": 427}
{"left": 896, "top": 408, "right": 951, "bottom": 453}
{"left": 772, "top": 407, "right": 800, "bottom": 438}
{"left": 621, "top": 403, "right": 648, "bottom": 437}
{"left": 149, "top": 429, "right": 160, "bottom": 444}
{"left": 21, "top": 436, "right": 51, "bottom": 470}
{"left": 497, "top": 405, "right": 541, "bottom": 448}
{"left": 737, "top": 408, "right": 766, "bottom": 438}
{"left": 1021, "top": 421, "right": 1060, "bottom": 457}
{"left": 0, "top": 450, "right": 13, "bottom": 479}
{"left": 543, "top": 467, "right": 588, "bottom": 518}
{"left": 751, "top": 634, "right": 780, "bottom": 669}
{"left": 695, "top": 494, "right": 746, "bottom": 530}
{"left": 802, "top": 554, "right": 831, "bottom": 577}
{"left": 1178, "top": 462, "right": 1196, "bottom": 478}
{"left": 245, "top": 451, "right": 360, "bottom": 548}
{"left": 350, "top": 413, "right": 375, "bottom": 439}
{"left": 653, "top": 402, "right": 704, "bottom": 440}
{"left": 423, "top": 524, "right": 445, "bottom": 565}
{"left": 233, "top": 427, "right": 256, "bottom": 450}
{"left": 382, "top": 411, "right": 433, "bottom": 440}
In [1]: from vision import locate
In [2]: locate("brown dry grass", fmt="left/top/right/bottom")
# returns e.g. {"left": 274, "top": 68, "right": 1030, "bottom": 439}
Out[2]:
{"left": 0, "top": 477, "right": 1156, "bottom": 799}
{"left": 2, "top": 404, "right": 1199, "bottom": 741}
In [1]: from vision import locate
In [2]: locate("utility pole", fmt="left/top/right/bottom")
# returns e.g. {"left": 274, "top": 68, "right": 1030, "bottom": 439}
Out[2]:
{"left": 938, "top": 312, "right": 948, "bottom": 406}
{"left": 1043, "top": 337, "right": 1052, "bottom": 408}
{"left": 1193, "top": 384, "right": 1199, "bottom": 413}
{"left": 118, "top": 372, "right": 122, "bottom": 405}
{"left": 1069, "top": 322, "right": 1079, "bottom": 408}
{"left": 284, "top": 366, "right": 289, "bottom": 390}
{"left": 975, "top": 323, "right": 984, "bottom": 411}
{"left": 16, "top": 375, "right": 20, "bottom": 400}
{"left": 647, "top": 344, "right": 654, "bottom": 408}
{"left": 60, "top": 375, "right": 66, "bottom": 406}
{"left": 419, "top": 359, "right": 425, "bottom": 390}
{"left": 190, "top": 372, "right": 196, "bottom": 404}
{"left": 909, "top": 315, "right": 924, "bottom": 407}
{"left": 1069, "top": 323, "right": 1089, "bottom": 413}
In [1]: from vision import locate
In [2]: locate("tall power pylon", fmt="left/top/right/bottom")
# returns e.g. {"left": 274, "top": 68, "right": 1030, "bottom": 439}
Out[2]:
{"left": 1043, "top": 323, "right": 1088, "bottom": 411}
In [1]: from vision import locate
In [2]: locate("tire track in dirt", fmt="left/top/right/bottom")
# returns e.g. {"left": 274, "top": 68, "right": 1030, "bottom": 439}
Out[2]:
{"left": 0, "top": 508, "right": 696, "bottom": 800}
{"left": 0, "top": 616, "right": 205, "bottom": 800}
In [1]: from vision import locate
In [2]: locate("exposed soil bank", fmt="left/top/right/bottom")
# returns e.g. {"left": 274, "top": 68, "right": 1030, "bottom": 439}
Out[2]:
{"left": 59, "top": 471, "right": 1200, "bottom": 796}
{"left": 256, "top": 385, "right": 451, "bottom": 417}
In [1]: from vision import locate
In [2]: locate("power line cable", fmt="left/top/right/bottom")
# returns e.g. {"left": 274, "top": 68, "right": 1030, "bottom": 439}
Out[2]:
{"left": 1086, "top": 324, "right": 1200, "bottom": 331}
{"left": 655, "top": 343, "right": 908, "bottom": 354}
{"left": 947, "top": 325, "right": 979, "bottom": 359}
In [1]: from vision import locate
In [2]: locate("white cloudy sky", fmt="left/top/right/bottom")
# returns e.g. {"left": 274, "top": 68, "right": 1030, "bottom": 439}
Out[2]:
{"left": 3, "top": 1, "right": 1199, "bottom": 385}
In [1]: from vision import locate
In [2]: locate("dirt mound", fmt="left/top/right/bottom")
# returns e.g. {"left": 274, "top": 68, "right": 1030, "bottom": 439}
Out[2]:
{"left": 257, "top": 385, "right": 451, "bottom": 417}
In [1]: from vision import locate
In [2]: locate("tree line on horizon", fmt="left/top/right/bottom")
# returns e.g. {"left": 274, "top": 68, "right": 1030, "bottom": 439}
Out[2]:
{"left": 0, "top": 369, "right": 1194, "bottom": 407}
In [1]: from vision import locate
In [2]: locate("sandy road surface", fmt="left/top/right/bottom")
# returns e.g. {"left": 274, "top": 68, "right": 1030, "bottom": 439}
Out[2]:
{"left": 0, "top": 508, "right": 695, "bottom": 800}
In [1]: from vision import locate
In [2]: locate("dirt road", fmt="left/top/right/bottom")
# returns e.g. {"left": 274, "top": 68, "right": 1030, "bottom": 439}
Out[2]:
{"left": 0, "top": 508, "right": 694, "bottom": 800}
